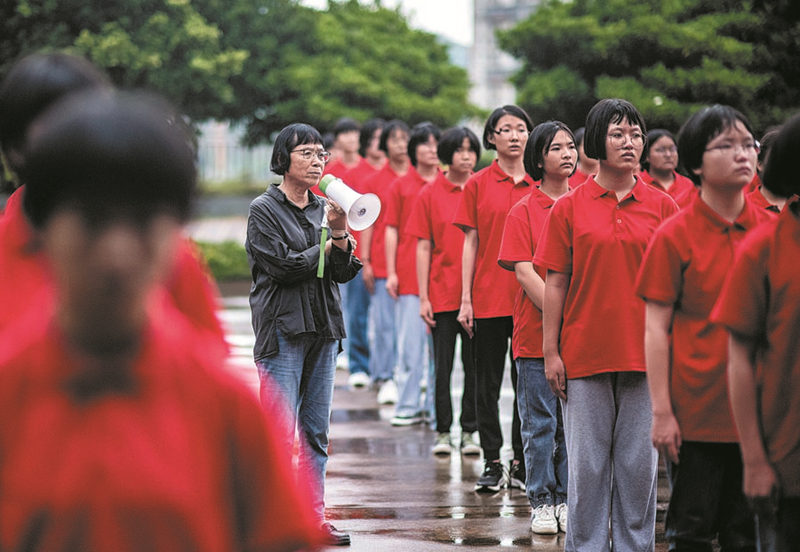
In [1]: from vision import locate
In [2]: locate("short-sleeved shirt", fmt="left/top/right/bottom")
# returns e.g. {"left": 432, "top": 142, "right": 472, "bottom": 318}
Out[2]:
{"left": 407, "top": 172, "right": 466, "bottom": 312}
{"left": 640, "top": 170, "right": 696, "bottom": 209}
{"left": 384, "top": 166, "right": 434, "bottom": 296}
{"left": 746, "top": 186, "right": 782, "bottom": 216}
{"left": 0, "top": 303, "right": 322, "bottom": 551}
{"left": 568, "top": 168, "right": 591, "bottom": 189}
{"left": 453, "top": 160, "right": 533, "bottom": 318}
{"left": 498, "top": 187, "right": 557, "bottom": 359}
{"left": 535, "top": 177, "right": 679, "bottom": 379}
{"left": 636, "top": 194, "right": 772, "bottom": 442}
{"left": 364, "top": 163, "right": 405, "bottom": 279}
{"left": 711, "top": 204, "right": 800, "bottom": 497}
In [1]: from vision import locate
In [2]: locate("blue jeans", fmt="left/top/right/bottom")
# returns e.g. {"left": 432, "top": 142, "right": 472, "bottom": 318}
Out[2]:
{"left": 395, "top": 294, "right": 429, "bottom": 417}
{"left": 516, "top": 357, "right": 567, "bottom": 508}
{"left": 344, "top": 273, "right": 370, "bottom": 375}
{"left": 256, "top": 331, "right": 337, "bottom": 521}
{"left": 368, "top": 278, "right": 397, "bottom": 382}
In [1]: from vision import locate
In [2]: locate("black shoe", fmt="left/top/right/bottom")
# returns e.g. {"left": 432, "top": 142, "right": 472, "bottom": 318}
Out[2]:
{"left": 508, "top": 460, "right": 525, "bottom": 490}
{"left": 474, "top": 460, "right": 506, "bottom": 493}
{"left": 321, "top": 522, "right": 351, "bottom": 546}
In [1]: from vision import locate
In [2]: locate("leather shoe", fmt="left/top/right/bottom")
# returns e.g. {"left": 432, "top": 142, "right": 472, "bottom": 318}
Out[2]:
{"left": 321, "top": 522, "right": 351, "bottom": 546}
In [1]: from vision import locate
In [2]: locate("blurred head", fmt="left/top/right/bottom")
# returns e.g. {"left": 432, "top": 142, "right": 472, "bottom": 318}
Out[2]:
{"left": 0, "top": 52, "right": 111, "bottom": 179}
{"left": 584, "top": 99, "right": 647, "bottom": 163}
{"left": 757, "top": 126, "right": 781, "bottom": 176}
{"left": 677, "top": 104, "right": 757, "bottom": 188}
{"left": 483, "top": 105, "right": 533, "bottom": 156}
{"left": 23, "top": 91, "right": 196, "bottom": 356}
{"left": 379, "top": 120, "right": 409, "bottom": 163}
{"left": 641, "top": 129, "right": 678, "bottom": 173}
{"left": 438, "top": 126, "right": 480, "bottom": 174}
{"left": 407, "top": 122, "right": 441, "bottom": 168}
{"left": 359, "top": 118, "right": 385, "bottom": 158}
{"left": 524, "top": 121, "right": 576, "bottom": 181}
{"left": 333, "top": 117, "right": 360, "bottom": 155}
{"left": 762, "top": 113, "right": 800, "bottom": 199}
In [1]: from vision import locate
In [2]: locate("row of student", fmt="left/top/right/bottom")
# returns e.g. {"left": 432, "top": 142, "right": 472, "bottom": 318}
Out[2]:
{"left": 0, "top": 53, "right": 332, "bottom": 549}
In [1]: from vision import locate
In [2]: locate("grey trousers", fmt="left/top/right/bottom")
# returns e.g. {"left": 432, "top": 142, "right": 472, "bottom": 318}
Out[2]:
{"left": 563, "top": 372, "right": 658, "bottom": 552}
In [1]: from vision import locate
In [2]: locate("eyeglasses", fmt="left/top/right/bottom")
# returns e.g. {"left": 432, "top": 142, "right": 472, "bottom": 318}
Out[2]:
{"left": 652, "top": 146, "right": 677, "bottom": 155}
{"left": 291, "top": 148, "right": 331, "bottom": 163}
{"left": 607, "top": 132, "right": 645, "bottom": 148}
{"left": 704, "top": 141, "right": 760, "bottom": 156}
{"left": 494, "top": 126, "right": 528, "bottom": 137}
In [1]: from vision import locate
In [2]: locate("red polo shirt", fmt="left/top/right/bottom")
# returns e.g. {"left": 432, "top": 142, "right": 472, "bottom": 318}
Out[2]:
{"left": 341, "top": 158, "right": 381, "bottom": 259}
{"left": 636, "top": 194, "right": 772, "bottom": 442}
{"left": 746, "top": 186, "right": 782, "bottom": 216}
{"left": 640, "top": 170, "right": 696, "bottom": 209}
{"left": 363, "top": 163, "right": 404, "bottom": 279}
{"left": 711, "top": 205, "right": 800, "bottom": 496}
{"left": 407, "top": 172, "right": 466, "bottom": 312}
{"left": 744, "top": 173, "right": 761, "bottom": 195}
{"left": 534, "top": 177, "right": 679, "bottom": 379}
{"left": 385, "top": 166, "right": 436, "bottom": 296}
{"left": 311, "top": 156, "right": 363, "bottom": 196}
{"left": 498, "top": 188, "right": 556, "bottom": 359}
{"left": 568, "top": 168, "right": 591, "bottom": 189}
{"left": 453, "top": 160, "right": 533, "bottom": 318}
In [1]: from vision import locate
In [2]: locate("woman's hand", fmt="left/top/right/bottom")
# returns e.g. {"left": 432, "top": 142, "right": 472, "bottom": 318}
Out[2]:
{"left": 362, "top": 261, "right": 375, "bottom": 294}
{"left": 419, "top": 298, "right": 436, "bottom": 328}
{"left": 457, "top": 300, "right": 474, "bottom": 338}
{"left": 744, "top": 460, "right": 779, "bottom": 501}
{"left": 544, "top": 353, "right": 567, "bottom": 400}
{"left": 651, "top": 412, "right": 682, "bottom": 465}
{"left": 385, "top": 273, "right": 399, "bottom": 299}
{"left": 327, "top": 199, "right": 347, "bottom": 232}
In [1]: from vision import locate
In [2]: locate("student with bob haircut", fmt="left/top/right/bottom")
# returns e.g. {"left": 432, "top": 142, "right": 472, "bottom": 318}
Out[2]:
{"left": 248, "top": 121, "right": 362, "bottom": 546}
{"left": 499, "top": 120, "right": 574, "bottom": 534}
{"left": 408, "top": 125, "right": 481, "bottom": 454}
{"left": 535, "top": 98, "right": 678, "bottom": 551}
{"left": 360, "top": 120, "right": 410, "bottom": 405}
{"left": 639, "top": 128, "right": 695, "bottom": 208}
{"left": 454, "top": 105, "right": 534, "bottom": 492}
{"left": 0, "top": 90, "right": 323, "bottom": 551}
{"left": 637, "top": 104, "right": 769, "bottom": 551}
{"left": 712, "top": 112, "right": 800, "bottom": 552}
{"left": 746, "top": 127, "right": 785, "bottom": 214}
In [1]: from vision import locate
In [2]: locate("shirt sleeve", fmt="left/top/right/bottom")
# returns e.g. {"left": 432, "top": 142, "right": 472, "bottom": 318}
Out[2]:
{"left": 329, "top": 241, "right": 363, "bottom": 284}
{"left": 498, "top": 201, "right": 531, "bottom": 271}
{"left": 452, "top": 176, "right": 478, "bottom": 232}
{"left": 635, "top": 223, "right": 684, "bottom": 305}
{"left": 245, "top": 199, "right": 320, "bottom": 285}
{"left": 533, "top": 197, "right": 572, "bottom": 274}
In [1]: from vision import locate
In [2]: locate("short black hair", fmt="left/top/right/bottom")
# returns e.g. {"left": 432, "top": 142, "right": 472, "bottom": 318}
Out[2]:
{"left": 333, "top": 117, "right": 360, "bottom": 137}
{"left": 584, "top": 99, "right": 647, "bottom": 161}
{"left": 677, "top": 104, "right": 755, "bottom": 187}
{"left": 23, "top": 91, "right": 196, "bottom": 229}
{"left": 322, "top": 132, "right": 335, "bottom": 152}
{"left": 762, "top": 113, "right": 800, "bottom": 199}
{"left": 641, "top": 129, "right": 676, "bottom": 171}
{"left": 482, "top": 105, "right": 533, "bottom": 151}
{"left": 358, "top": 118, "right": 385, "bottom": 157}
{"left": 758, "top": 126, "right": 781, "bottom": 165}
{"left": 270, "top": 123, "right": 323, "bottom": 175}
{"left": 379, "top": 120, "right": 409, "bottom": 154}
{"left": 437, "top": 126, "right": 480, "bottom": 165}
{"left": 574, "top": 127, "right": 586, "bottom": 149}
{"left": 407, "top": 122, "right": 441, "bottom": 167}
{"left": 524, "top": 121, "right": 575, "bottom": 181}
{"left": 0, "top": 52, "right": 111, "bottom": 173}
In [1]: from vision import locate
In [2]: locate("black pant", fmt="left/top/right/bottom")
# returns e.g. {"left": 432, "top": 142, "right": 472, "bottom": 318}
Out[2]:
{"left": 756, "top": 496, "right": 800, "bottom": 552}
{"left": 666, "top": 441, "right": 755, "bottom": 551}
{"left": 473, "top": 316, "right": 522, "bottom": 463}
{"left": 432, "top": 311, "right": 477, "bottom": 434}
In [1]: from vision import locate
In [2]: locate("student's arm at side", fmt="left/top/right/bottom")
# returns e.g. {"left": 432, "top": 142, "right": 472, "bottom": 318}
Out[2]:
{"left": 514, "top": 261, "right": 544, "bottom": 310}
{"left": 542, "top": 270, "right": 569, "bottom": 400}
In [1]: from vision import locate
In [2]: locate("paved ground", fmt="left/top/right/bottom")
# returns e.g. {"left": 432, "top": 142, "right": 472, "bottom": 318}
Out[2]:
{"left": 218, "top": 288, "right": 671, "bottom": 551}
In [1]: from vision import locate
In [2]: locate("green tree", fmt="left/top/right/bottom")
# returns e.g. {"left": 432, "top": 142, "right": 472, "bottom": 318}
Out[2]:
{"left": 499, "top": 0, "right": 800, "bottom": 133}
{"left": 1, "top": 0, "right": 248, "bottom": 121}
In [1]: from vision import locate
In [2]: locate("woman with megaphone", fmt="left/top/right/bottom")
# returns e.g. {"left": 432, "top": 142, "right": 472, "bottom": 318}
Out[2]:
{"left": 245, "top": 123, "right": 362, "bottom": 547}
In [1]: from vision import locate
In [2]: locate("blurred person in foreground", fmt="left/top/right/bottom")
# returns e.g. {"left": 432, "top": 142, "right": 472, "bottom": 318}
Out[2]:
{"left": 0, "top": 90, "right": 322, "bottom": 552}
{"left": 246, "top": 123, "right": 362, "bottom": 547}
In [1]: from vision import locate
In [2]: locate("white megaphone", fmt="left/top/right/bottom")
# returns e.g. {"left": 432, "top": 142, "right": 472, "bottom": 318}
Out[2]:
{"left": 318, "top": 174, "right": 381, "bottom": 231}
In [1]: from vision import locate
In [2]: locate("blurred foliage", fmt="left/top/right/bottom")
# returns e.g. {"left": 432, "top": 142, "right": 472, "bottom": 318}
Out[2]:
{"left": 195, "top": 240, "right": 251, "bottom": 281}
{"left": 499, "top": 0, "right": 800, "bottom": 134}
{"left": 2, "top": 0, "right": 476, "bottom": 144}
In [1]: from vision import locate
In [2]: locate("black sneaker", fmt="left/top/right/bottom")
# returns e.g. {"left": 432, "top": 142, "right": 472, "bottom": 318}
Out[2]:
{"left": 508, "top": 460, "right": 525, "bottom": 490}
{"left": 321, "top": 522, "right": 351, "bottom": 546}
{"left": 474, "top": 460, "right": 506, "bottom": 493}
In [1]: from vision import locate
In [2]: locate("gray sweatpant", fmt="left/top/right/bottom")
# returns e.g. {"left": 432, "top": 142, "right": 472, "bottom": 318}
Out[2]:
{"left": 562, "top": 372, "right": 658, "bottom": 552}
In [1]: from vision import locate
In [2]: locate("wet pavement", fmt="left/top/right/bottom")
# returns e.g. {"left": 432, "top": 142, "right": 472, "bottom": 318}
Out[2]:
{"left": 217, "top": 288, "right": 671, "bottom": 551}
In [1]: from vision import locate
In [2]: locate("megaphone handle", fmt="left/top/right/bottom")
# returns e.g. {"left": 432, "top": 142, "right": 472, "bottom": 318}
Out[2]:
{"left": 317, "top": 226, "right": 327, "bottom": 279}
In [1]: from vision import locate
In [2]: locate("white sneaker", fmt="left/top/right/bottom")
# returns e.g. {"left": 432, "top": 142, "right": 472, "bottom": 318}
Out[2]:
{"left": 555, "top": 503, "right": 567, "bottom": 533}
{"left": 432, "top": 432, "right": 452, "bottom": 455}
{"left": 460, "top": 431, "right": 481, "bottom": 455}
{"left": 347, "top": 372, "right": 370, "bottom": 389}
{"left": 530, "top": 504, "right": 558, "bottom": 535}
{"left": 377, "top": 379, "right": 398, "bottom": 405}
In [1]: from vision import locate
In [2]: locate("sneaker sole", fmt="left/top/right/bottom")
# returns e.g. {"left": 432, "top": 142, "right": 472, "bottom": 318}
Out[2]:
{"left": 390, "top": 418, "right": 422, "bottom": 427}
{"left": 461, "top": 445, "right": 481, "bottom": 455}
{"left": 432, "top": 446, "right": 452, "bottom": 455}
{"left": 531, "top": 525, "right": 558, "bottom": 535}
{"left": 508, "top": 478, "right": 525, "bottom": 490}
{"left": 474, "top": 482, "right": 503, "bottom": 493}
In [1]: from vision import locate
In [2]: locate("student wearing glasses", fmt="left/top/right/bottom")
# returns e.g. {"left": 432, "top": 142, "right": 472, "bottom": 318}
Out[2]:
{"left": 640, "top": 128, "right": 696, "bottom": 209}
{"left": 246, "top": 124, "right": 362, "bottom": 546}
{"left": 535, "top": 99, "right": 678, "bottom": 551}
{"left": 453, "top": 105, "right": 534, "bottom": 493}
